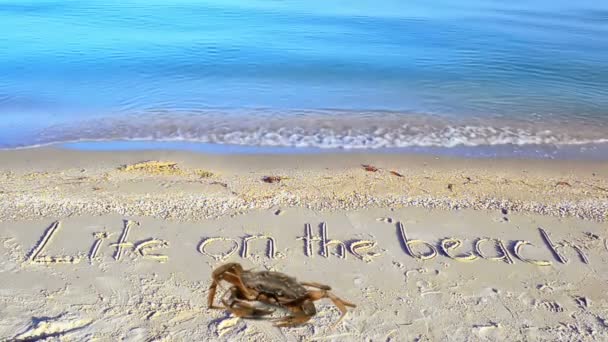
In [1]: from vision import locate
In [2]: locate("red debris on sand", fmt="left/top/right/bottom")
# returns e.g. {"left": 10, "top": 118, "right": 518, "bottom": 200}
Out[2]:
{"left": 362, "top": 164, "right": 379, "bottom": 172}
{"left": 390, "top": 170, "right": 404, "bottom": 177}
{"left": 262, "top": 176, "right": 283, "bottom": 183}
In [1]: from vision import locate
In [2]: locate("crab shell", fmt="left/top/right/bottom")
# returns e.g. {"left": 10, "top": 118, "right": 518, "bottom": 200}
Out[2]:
{"left": 240, "top": 270, "right": 317, "bottom": 316}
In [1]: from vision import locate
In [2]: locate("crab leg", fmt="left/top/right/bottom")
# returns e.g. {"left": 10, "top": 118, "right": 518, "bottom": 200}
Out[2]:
{"left": 221, "top": 287, "right": 275, "bottom": 318}
{"left": 222, "top": 271, "right": 257, "bottom": 300}
{"left": 208, "top": 270, "right": 258, "bottom": 309}
{"left": 207, "top": 280, "right": 223, "bottom": 309}
{"left": 227, "top": 301, "right": 275, "bottom": 318}
{"left": 300, "top": 282, "right": 332, "bottom": 290}
{"left": 272, "top": 306, "right": 313, "bottom": 327}
{"left": 282, "top": 290, "right": 356, "bottom": 327}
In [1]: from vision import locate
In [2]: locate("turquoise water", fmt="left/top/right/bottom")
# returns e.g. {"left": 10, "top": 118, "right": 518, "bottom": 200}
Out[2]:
{"left": 1, "top": 0, "right": 608, "bottom": 153}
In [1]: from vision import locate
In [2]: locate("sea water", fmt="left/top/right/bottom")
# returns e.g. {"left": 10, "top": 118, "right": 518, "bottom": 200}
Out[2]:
{"left": 1, "top": 0, "right": 607, "bottom": 157}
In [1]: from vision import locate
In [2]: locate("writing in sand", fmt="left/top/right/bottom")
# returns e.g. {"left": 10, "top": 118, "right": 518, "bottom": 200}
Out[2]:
{"left": 19, "top": 218, "right": 592, "bottom": 267}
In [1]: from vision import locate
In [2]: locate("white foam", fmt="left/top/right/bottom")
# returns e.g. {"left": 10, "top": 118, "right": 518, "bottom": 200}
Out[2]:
{"left": 8, "top": 111, "right": 608, "bottom": 150}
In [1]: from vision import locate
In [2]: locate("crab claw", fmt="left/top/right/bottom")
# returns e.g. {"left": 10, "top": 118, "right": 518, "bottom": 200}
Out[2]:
{"left": 224, "top": 299, "right": 276, "bottom": 318}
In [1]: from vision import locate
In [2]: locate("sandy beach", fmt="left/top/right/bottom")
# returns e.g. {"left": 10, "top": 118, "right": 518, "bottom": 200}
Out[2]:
{"left": 1, "top": 147, "right": 608, "bottom": 341}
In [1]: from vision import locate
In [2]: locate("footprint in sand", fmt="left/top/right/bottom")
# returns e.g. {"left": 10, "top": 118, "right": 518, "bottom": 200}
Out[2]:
{"left": 537, "top": 300, "right": 564, "bottom": 313}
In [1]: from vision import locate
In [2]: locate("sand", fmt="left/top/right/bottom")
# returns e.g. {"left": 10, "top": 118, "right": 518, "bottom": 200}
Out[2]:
{"left": 1, "top": 147, "right": 607, "bottom": 341}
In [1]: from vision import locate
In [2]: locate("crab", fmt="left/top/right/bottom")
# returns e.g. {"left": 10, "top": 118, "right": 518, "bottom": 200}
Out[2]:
{"left": 208, "top": 263, "right": 356, "bottom": 327}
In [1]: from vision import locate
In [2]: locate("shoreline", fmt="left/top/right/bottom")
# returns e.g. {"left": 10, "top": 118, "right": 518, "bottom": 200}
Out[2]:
{"left": 4, "top": 139, "right": 608, "bottom": 161}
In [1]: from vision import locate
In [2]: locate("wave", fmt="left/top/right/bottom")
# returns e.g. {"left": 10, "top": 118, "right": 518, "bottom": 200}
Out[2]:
{"left": 12, "top": 110, "right": 606, "bottom": 150}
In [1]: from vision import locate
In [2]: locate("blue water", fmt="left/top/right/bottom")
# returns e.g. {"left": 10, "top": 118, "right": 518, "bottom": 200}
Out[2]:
{"left": 1, "top": 0, "right": 608, "bottom": 153}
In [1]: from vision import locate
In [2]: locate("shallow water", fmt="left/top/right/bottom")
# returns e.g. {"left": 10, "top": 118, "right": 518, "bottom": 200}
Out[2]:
{"left": 1, "top": 0, "right": 607, "bottom": 154}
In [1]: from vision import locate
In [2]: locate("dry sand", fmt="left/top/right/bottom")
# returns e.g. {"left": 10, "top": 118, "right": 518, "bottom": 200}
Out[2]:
{"left": 1, "top": 147, "right": 608, "bottom": 341}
